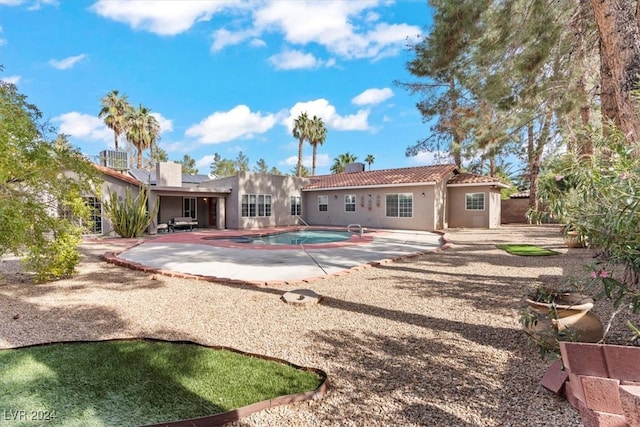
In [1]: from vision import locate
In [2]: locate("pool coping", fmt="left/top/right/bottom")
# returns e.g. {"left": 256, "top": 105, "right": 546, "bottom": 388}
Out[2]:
{"left": 100, "top": 227, "right": 452, "bottom": 287}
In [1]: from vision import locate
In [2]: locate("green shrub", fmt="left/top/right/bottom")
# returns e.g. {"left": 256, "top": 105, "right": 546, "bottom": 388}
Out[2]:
{"left": 103, "top": 185, "right": 158, "bottom": 238}
{"left": 22, "top": 227, "right": 83, "bottom": 282}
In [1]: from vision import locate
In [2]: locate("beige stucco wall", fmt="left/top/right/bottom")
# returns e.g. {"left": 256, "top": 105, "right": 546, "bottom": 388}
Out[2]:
{"left": 303, "top": 185, "right": 438, "bottom": 231}
{"left": 98, "top": 175, "right": 140, "bottom": 236}
{"left": 203, "top": 173, "right": 309, "bottom": 230}
{"left": 447, "top": 186, "right": 502, "bottom": 228}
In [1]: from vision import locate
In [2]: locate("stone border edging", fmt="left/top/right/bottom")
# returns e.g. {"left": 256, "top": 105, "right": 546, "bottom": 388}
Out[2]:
{"left": 102, "top": 231, "right": 450, "bottom": 287}
{"left": 6, "top": 337, "right": 328, "bottom": 427}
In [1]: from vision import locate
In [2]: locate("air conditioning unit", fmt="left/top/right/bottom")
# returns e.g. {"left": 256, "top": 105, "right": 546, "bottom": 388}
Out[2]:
{"left": 100, "top": 150, "right": 128, "bottom": 171}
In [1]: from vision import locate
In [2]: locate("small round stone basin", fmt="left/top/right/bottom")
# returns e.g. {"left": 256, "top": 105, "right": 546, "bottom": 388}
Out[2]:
{"left": 282, "top": 289, "right": 322, "bottom": 306}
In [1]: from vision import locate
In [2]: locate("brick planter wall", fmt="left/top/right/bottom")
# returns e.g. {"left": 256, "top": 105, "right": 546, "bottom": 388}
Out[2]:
{"left": 560, "top": 342, "right": 640, "bottom": 426}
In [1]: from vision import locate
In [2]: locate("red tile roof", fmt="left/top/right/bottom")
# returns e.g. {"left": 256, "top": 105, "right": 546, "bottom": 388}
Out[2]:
{"left": 447, "top": 172, "right": 509, "bottom": 187}
{"left": 92, "top": 163, "right": 143, "bottom": 186}
{"left": 303, "top": 164, "right": 458, "bottom": 190}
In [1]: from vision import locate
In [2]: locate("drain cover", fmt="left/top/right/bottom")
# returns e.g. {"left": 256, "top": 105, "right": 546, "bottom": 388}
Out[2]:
{"left": 281, "top": 289, "right": 322, "bottom": 306}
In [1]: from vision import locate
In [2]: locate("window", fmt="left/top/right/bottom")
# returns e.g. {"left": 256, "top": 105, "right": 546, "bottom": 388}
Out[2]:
{"left": 386, "top": 193, "right": 413, "bottom": 218}
{"left": 58, "top": 196, "right": 102, "bottom": 235}
{"left": 345, "top": 194, "right": 356, "bottom": 212}
{"left": 291, "top": 195, "right": 301, "bottom": 215}
{"left": 86, "top": 196, "right": 103, "bottom": 234}
{"left": 318, "top": 195, "right": 328, "bottom": 212}
{"left": 466, "top": 192, "right": 485, "bottom": 210}
{"left": 183, "top": 197, "right": 197, "bottom": 219}
{"left": 241, "top": 194, "right": 272, "bottom": 217}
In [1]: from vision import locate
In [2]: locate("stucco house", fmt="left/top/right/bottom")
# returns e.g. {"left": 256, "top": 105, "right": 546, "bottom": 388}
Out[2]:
{"left": 89, "top": 160, "right": 507, "bottom": 236}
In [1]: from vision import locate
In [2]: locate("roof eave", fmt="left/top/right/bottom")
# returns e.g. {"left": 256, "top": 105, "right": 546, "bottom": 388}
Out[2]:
{"left": 303, "top": 181, "right": 437, "bottom": 191}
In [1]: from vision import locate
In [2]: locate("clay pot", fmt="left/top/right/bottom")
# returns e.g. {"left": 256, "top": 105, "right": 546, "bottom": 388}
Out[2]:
{"left": 524, "top": 293, "right": 604, "bottom": 345}
{"left": 563, "top": 230, "right": 584, "bottom": 248}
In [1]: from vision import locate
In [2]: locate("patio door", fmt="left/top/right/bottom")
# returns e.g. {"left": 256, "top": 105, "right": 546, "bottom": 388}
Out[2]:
{"left": 208, "top": 198, "right": 217, "bottom": 227}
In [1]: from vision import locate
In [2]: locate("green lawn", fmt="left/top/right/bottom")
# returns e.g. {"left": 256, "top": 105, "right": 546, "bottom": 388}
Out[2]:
{"left": 0, "top": 340, "right": 324, "bottom": 426}
{"left": 496, "top": 243, "right": 559, "bottom": 256}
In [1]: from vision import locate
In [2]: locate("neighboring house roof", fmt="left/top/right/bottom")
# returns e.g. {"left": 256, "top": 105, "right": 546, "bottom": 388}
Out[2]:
{"left": 303, "top": 164, "right": 458, "bottom": 190}
{"left": 447, "top": 172, "right": 510, "bottom": 188}
{"left": 93, "top": 163, "right": 143, "bottom": 186}
{"left": 128, "top": 169, "right": 211, "bottom": 185}
{"left": 509, "top": 190, "right": 530, "bottom": 198}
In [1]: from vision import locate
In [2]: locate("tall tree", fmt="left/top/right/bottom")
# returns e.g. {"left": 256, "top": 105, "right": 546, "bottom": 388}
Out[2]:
{"left": 98, "top": 90, "right": 131, "bottom": 151}
{"left": 254, "top": 158, "right": 269, "bottom": 173}
{"left": 179, "top": 154, "right": 198, "bottom": 175}
{"left": 292, "top": 112, "right": 312, "bottom": 177}
{"left": 126, "top": 104, "right": 160, "bottom": 169}
{"left": 590, "top": 0, "right": 640, "bottom": 142}
{"left": 1, "top": 78, "right": 98, "bottom": 280}
{"left": 308, "top": 115, "right": 327, "bottom": 176}
{"left": 330, "top": 152, "right": 358, "bottom": 174}
{"left": 235, "top": 151, "right": 249, "bottom": 172}
{"left": 209, "top": 153, "right": 239, "bottom": 177}
{"left": 364, "top": 154, "right": 375, "bottom": 171}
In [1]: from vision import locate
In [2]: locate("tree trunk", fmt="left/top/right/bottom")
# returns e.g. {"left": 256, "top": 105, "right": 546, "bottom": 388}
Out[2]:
{"left": 591, "top": 0, "right": 640, "bottom": 143}
{"left": 312, "top": 144, "right": 317, "bottom": 176}
{"left": 296, "top": 139, "right": 304, "bottom": 177}
{"left": 527, "top": 123, "right": 540, "bottom": 215}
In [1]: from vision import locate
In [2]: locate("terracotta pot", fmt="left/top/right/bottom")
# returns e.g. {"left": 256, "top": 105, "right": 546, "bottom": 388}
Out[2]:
{"left": 563, "top": 230, "right": 584, "bottom": 248}
{"left": 524, "top": 293, "right": 604, "bottom": 344}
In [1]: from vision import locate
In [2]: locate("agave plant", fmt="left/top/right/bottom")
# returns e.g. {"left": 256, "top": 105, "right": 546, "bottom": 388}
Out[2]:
{"left": 103, "top": 185, "right": 158, "bottom": 238}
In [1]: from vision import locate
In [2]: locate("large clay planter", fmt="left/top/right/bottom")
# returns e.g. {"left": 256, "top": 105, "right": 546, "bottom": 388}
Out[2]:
{"left": 563, "top": 230, "right": 585, "bottom": 248}
{"left": 524, "top": 293, "right": 604, "bottom": 345}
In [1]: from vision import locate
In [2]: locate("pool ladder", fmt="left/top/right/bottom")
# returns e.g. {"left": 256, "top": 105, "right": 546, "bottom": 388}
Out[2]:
{"left": 347, "top": 224, "right": 364, "bottom": 237}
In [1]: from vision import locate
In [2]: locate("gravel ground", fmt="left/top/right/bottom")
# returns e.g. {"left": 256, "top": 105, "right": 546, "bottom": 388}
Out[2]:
{"left": 2, "top": 225, "right": 636, "bottom": 426}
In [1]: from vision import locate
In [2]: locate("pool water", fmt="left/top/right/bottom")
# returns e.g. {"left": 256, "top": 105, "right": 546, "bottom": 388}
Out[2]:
{"left": 236, "top": 230, "right": 353, "bottom": 245}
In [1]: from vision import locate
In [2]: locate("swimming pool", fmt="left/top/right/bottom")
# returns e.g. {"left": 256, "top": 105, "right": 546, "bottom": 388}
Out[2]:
{"left": 230, "top": 230, "right": 353, "bottom": 245}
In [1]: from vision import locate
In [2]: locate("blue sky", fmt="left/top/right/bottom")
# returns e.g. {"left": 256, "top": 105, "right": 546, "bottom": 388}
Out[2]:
{"left": 1, "top": 0, "right": 436, "bottom": 175}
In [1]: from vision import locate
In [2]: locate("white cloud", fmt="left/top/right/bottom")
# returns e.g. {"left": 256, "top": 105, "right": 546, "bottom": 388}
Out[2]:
{"left": 91, "top": 0, "right": 235, "bottom": 36}
{"left": 252, "top": 1, "right": 422, "bottom": 60}
{"left": 150, "top": 112, "right": 173, "bottom": 134}
{"left": 49, "top": 54, "right": 87, "bottom": 70}
{"left": 27, "top": 0, "right": 58, "bottom": 10}
{"left": 53, "top": 112, "right": 112, "bottom": 144}
{"left": 211, "top": 27, "right": 256, "bottom": 51}
{"left": 1, "top": 75, "right": 21, "bottom": 84}
{"left": 185, "top": 105, "right": 277, "bottom": 144}
{"left": 269, "top": 49, "right": 322, "bottom": 70}
{"left": 0, "top": 0, "right": 25, "bottom": 5}
{"left": 249, "top": 38, "right": 266, "bottom": 48}
{"left": 284, "top": 98, "right": 370, "bottom": 132}
{"left": 196, "top": 154, "right": 216, "bottom": 171}
{"left": 409, "top": 150, "right": 451, "bottom": 166}
{"left": 279, "top": 152, "right": 330, "bottom": 168}
{"left": 352, "top": 87, "right": 393, "bottom": 106}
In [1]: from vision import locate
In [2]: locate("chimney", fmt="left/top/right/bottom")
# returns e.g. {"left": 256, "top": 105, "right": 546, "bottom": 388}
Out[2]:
{"left": 345, "top": 163, "right": 365, "bottom": 173}
{"left": 156, "top": 162, "right": 182, "bottom": 187}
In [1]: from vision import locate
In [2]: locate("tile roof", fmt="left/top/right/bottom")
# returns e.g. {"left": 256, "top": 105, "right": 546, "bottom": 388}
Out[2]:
{"left": 303, "top": 164, "right": 458, "bottom": 190}
{"left": 93, "top": 163, "right": 142, "bottom": 186}
{"left": 447, "top": 172, "right": 509, "bottom": 187}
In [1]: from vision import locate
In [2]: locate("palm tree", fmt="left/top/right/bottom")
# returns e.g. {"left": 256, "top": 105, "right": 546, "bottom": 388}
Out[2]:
{"left": 365, "top": 154, "right": 375, "bottom": 171}
{"left": 292, "top": 112, "right": 312, "bottom": 177}
{"left": 98, "top": 90, "right": 131, "bottom": 151}
{"left": 308, "top": 115, "right": 327, "bottom": 176}
{"left": 126, "top": 104, "right": 160, "bottom": 169}
{"left": 330, "top": 152, "right": 358, "bottom": 174}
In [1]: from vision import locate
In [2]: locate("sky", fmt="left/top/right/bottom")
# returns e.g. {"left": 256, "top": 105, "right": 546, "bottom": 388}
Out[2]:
{"left": 1, "top": 0, "right": 436, "bottom": 176}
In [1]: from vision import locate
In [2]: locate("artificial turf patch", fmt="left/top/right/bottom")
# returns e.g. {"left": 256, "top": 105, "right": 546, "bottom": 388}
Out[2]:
{"left": 496, "top": 243, "right": 559, "bottom": 256}
{"left": 0, "top": 340, "right": 324, "bottom": 426}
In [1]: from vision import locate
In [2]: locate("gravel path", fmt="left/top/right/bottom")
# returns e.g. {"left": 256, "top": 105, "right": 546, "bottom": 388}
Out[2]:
{"left": 2, "top": 225, "right": 625, "bottom": 426}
